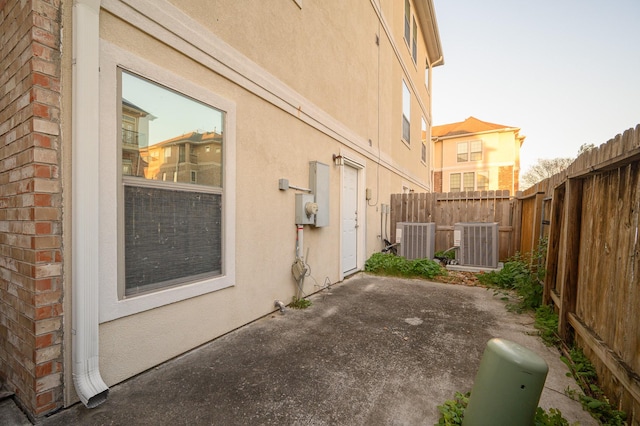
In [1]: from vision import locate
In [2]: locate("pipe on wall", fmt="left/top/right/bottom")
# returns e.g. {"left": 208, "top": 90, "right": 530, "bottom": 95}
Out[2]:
{"left": 71, "top": 0, "right": 109, "bottom": 408}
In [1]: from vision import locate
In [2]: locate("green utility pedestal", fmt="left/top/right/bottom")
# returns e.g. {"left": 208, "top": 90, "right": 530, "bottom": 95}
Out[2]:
{"left": 463, "top": 338, "right": 548, "bottom": 426}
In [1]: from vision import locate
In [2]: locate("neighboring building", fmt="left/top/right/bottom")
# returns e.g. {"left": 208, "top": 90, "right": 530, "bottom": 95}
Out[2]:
{"left": 431, "top": 116, "right": 525, "bottom": 194}
{"left": 0, "top": 0, "right": 443, "bottom": 418}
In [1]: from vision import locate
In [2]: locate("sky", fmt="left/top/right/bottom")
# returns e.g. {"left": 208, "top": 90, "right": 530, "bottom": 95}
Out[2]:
{"left": 431, "top": 0, "right": 640, "bottom": 173}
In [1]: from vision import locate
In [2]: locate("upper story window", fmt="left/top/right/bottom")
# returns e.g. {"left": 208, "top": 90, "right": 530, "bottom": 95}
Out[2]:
{"left": 457, "top": 140, "right": 483, "bottom": 162}
{"left": 120, "top": 70, "right": 225, "bottom": 297}
{"left": 402, "top": 81, "right": 411, "bottom": 143}
{"left": 404, "top": 0, "right": 410, "bottom": 46}
{"left": 412, "top": 17, "right": 417, "bottom": 63}
{"left": 421, "top": 117, "right": 427, "bottom": 163}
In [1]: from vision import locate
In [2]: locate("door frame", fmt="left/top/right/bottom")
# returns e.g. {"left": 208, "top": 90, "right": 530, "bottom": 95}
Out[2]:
{"left": 339, "top": 152, "right": 366, "bottom": 280}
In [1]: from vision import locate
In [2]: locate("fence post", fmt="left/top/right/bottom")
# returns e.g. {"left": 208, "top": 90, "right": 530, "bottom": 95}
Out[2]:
{"left": 556, "top": 178, "right": 583, "bottom": 342}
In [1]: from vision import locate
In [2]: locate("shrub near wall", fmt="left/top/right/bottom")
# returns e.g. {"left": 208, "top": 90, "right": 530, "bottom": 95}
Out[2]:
{"left": 0, "top": 0, "right": 64, "bottom": 417}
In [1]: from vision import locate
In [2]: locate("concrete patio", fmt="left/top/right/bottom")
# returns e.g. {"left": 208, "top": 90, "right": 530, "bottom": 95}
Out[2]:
{"left": 4, "top": 274, "right": 596, "bottom": 425}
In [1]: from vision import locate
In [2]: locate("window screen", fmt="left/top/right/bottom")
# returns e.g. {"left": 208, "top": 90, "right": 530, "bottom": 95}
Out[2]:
{"left": 124, "top": 186, "right": 222, "bottom": 295}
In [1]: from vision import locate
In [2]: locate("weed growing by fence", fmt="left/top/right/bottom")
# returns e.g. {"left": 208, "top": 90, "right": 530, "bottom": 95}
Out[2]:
{"left": 534, "top": 305, "right": 561, "bottom": 347}
{"left": 435, "top": 391, "right": 572, "bottom": 425}
{"left": 562, "top": 348, "right": 627, "bottom": 425}
{"left": 476, "top": 238, "right": 548, "bottom": 312}
{"left": 364, "top": 253, "right": 445, "bottom": 280}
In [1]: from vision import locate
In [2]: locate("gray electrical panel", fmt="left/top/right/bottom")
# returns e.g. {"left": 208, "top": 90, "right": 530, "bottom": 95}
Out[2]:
{"left": 309, "top": 161, "right": 329, "bottom": 227}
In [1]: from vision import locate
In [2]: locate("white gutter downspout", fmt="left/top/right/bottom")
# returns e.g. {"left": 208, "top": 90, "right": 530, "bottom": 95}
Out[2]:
{"left": 427, "top": 56, "right": 443, "bottom": 190}
{"left": 72, "top": 0, "right": 109, "bottom": 407}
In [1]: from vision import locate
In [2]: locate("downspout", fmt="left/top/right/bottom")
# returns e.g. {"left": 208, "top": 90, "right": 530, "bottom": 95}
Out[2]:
{"left": 72, "top": 0, "right": 109, "bottom": 407}
{"left": 427, "top": 56, "right": 443, "bottom": 191}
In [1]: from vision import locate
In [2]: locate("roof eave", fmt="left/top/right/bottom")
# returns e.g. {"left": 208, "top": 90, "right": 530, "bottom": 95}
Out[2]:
{"left": 432, "top": 127, "right": 522, "bottom": 141}
{"left": 415, "top": 0, "right": 444, "bottom": 67}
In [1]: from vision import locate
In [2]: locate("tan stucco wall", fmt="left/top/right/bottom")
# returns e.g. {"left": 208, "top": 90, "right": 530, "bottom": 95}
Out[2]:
{"left": 60, "top": 0, "right": 438, "bottom": 401}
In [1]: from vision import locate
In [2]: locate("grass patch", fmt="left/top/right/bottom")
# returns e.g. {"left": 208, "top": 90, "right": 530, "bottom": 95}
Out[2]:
{"left": 364, "top": 252, "right": 445, "bottom": 280}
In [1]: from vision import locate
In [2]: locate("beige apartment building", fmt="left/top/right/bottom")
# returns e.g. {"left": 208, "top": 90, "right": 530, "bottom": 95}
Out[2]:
{"left": 431, "top": 116, "right": 525, "bottom": 194}
{"left": 0, "top": 0, "right": 443, "bottom": 418}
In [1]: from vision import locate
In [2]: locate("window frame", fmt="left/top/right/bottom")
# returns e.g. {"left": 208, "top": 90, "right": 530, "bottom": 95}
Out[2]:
{"left": 457, "top": 140, "right": 483, "bottom": 162}
{"left": 450, "top": 173, "right": 461, "bottom": 192}
{"left": 477, "top": 170, "right": 489, "bottom": 191}
{"left": 98, "top": 41, "right": 236, "bottom": 322}
{"left": 470, "top": 140, "right": 483, "bottom": 161}
{"left": 456, "top": 142, "right": 468, "bottom": 162}
{"left": 421, "top": 117, "right": 427, "bottom": 163}
{"left": 404, "top": 0, "right": 411, "bottom": 47}
{"left": 402, "top": 80, "right": 411, "bottom": 144}
{"left": 412, "top": 16, "right": 417, "bottom": 64}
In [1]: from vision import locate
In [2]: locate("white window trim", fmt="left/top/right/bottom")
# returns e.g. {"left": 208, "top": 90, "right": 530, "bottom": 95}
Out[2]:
{"left": 98, "top": 40, "right": 236, "bottom": 322}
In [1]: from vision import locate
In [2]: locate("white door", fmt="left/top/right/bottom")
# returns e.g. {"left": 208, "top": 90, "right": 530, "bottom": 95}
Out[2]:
{"left": 342, "top": 164, "right": 358, "bottom": 274}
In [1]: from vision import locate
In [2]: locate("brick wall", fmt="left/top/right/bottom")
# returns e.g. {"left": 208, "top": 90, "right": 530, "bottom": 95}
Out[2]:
{"left": 0, "top": 0, "right": 64, "bottom": 417}
{"left": 498, "top": 165, "right": 514, "bottom": 192}
{"left": 432, "top": 171, "right": 442, "bottom": 193}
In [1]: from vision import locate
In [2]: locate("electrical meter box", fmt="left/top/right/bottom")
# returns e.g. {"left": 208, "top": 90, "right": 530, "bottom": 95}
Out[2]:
{"left": 295, "top": 193, "right": 316, "bottom": 225}
{"left": 309, "top": 161, "right": 329, "bottom": 227}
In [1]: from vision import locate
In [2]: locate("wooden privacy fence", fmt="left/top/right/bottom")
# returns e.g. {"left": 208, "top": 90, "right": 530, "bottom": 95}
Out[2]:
{"left": 527, "top": 125, "right": 640, "bottom": 423}
{"left": 391, "top": 124, "right": 640, "bottom": 423}
{"left": 390, "top": 190, "right": 518, "bottom": 261}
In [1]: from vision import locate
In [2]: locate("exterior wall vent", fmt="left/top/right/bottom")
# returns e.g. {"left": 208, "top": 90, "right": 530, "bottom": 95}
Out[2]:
{"left": 395, "top": 222, "right": 436, "bottom": 260}
{"left": 454, "top": 222, "right": 499, "bottom": 268}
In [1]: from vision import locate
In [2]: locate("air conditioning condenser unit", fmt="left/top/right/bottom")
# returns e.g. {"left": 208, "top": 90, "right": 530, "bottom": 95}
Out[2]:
{"left": 395, "top": 222, "right": 436, "bottom": 260}
{"left": 454, "top": 222, "right": 499, "bottom": 268}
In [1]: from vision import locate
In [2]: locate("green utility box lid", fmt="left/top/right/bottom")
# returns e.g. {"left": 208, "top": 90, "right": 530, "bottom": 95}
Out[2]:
{"left": 463, "top": 338, "right": 549, "bottom": 426}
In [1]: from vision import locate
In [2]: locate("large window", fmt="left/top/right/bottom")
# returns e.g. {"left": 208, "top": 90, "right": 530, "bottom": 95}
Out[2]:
{"left": 120, "top": 70, "right": 225, "bottom": 297}
{"left": 457, "top": 140, "right": 483, "bottom": 162}
{"left": 402, "top": 81, "right": 411, "bottom": 143}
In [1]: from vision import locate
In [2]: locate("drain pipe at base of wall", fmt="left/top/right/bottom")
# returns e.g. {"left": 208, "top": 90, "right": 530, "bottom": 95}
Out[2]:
{"left": 71, "top": 0, "right": 109, "bottom": 408}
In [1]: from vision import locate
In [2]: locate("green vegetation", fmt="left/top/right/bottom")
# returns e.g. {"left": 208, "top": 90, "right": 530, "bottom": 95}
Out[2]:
{"left": 436, "top": 391, "right": 468, "bottom": 425}
{"left": 435, "top": 249, "right": 456, "bottom": 261}
{"left": 364, "top": 252, "right": 445, "bottom": 280}
{"left": 562, "top": 348, "right": 627, "bottom": 425}
{"left": 289, "top": 296, "right": 312, "bottom": 309}
{"left": 534, "top": 305, "right": 560, "bottom": 347}
{"left": 435, "top": 391, "right": 572, "bottom": 425}
{"left": 476, "top": 239, "right": 548, "bottom": 312}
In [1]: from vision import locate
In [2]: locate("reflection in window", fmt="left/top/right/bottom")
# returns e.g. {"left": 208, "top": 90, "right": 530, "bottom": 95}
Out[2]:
{"left": 121, "top": 70, "right": 224, "bottom": 188}
{"left": 120, "top": 70, "right": 225, "bottom": 297}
